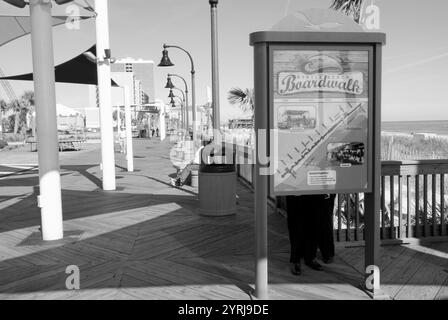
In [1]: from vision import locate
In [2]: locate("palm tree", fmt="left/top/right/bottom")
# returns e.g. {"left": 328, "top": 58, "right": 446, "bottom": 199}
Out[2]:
{"left": 227, "top": 87, "right": 255, "bottom": 120}
{"left": 330, "top": 0, "right": 364, "bottom": 23}
{"left": 6, "top": 91, "right": 35, "bottom": 134}
{"left": 10, "top": 99, "right": 21, "bottom": 134}
{"left": 0, "top": 99, "right": 7, "bottom": 138}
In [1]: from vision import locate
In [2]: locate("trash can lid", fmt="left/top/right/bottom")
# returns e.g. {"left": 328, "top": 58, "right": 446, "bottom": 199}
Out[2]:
{"left": 199, "top": 163, "right": 235, "bottom": 173}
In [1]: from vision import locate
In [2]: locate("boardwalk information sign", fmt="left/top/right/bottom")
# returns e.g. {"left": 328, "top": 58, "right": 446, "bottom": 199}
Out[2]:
{"left": 271, "top": 48, "right": 371, "bottom": 195}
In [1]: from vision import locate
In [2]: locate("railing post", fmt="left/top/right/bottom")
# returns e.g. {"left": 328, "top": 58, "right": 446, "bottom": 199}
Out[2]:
{"left": 432, "top": 174, "right": 437, "bottom": 237}
{"left": 441, "top": 174, "right": 446, "bottom": 236}
{"left": 415, "top": 175, "right": 420, "bottom": 238}
{"left": 407, "top": 176, "right": 412, "bottom": 238}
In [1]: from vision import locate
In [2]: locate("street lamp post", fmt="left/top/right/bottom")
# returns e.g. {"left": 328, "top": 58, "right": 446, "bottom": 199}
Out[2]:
{"left": 170, "top": 96, "right": 185, "bottom": 132}
{"left": 209, "top": 0, "right": 220, "bottom": 132}
{"left": 172, "top": 87, "right": 186, "bottom": 133}
{"left": 166, "top": 73, "right": 189, "bottom": 134}
{"left": 158, "top": 45, "right": 198, "bottom": 145}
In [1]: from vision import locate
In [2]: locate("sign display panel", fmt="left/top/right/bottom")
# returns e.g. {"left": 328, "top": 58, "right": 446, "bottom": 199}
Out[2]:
{"left": 271, "top": 47, "right": 371, "bottom": 195}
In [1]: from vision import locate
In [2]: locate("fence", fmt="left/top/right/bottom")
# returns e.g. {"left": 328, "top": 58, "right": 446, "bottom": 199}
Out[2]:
{"left": 235, "top": 145, "right": 448, "bottom": 243}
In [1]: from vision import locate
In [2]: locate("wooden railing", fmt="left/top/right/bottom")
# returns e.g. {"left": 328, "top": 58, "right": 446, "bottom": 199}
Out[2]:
{"left": 235, "top": 145, "right": 448, "bottom": 242}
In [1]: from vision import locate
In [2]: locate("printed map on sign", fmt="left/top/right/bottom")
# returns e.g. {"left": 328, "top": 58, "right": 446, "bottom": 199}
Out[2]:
{"left": 272, "top": 49, "right": 369, "bottom": 194}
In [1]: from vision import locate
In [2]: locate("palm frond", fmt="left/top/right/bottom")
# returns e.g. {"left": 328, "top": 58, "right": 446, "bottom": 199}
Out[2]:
{"left": 330, "top": 0, "right": 363, "bottom": 23}
{"left": 227, "top": 87, "right": 254, "bottom": 113}
{"left": 0, "top": 100, "right": 7, "bottom": 111}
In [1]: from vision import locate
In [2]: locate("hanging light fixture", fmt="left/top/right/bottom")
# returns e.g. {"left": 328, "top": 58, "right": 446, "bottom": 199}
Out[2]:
{"left": 165, "top": 76, "right": 175, "bottom": 89}
{"left": 158, "top": 46, "right": 174, "bottom": 67}
{"left": 168, "top": 90, "right": 175, "bottom": 98}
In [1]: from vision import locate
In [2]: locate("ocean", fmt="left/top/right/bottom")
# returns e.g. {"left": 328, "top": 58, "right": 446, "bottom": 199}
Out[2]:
{"left": 382, "top": 121, "right": 448, "bottom": 136}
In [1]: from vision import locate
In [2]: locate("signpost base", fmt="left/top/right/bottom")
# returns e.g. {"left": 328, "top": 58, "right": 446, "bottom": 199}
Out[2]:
{"left": 359, "top": 284, "right": 392, "bottom": 300}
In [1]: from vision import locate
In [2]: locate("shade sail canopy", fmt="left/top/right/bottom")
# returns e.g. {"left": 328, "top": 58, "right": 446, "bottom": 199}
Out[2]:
{"left": 0, "top": 15, "right": 93, "bottom": 48}
{"left": 0, "top": 45, "right": 118, "bottom": 87}
{"left": 57, "top": 104, "right": 83, "bottom": 117}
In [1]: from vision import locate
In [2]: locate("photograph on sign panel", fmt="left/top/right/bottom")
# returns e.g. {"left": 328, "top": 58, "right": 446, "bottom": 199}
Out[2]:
{"left": 277, "top": 106, "right": 317, "bottom": 131}
{"left": 327, "top": 142, "right": 365, "bottom": 166}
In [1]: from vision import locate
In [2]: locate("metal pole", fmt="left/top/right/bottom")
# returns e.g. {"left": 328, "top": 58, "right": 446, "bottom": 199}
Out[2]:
{"left": 210, "top": 0, "right": 220, "bottom": 132}
{"left": 157, "top": 100, "right": 166, "bottom": 141}
{"left": 124, "top": 86, "right": 134, "bottom": 172}
{"left": 165, "top": 47, "right": 196, "bottom": 143}
{"left": 95, "top": 0, "right": 116, "bottom": 191}
{"left": 174, "top": 87, "right": 187, "bottom": 135}
{"left": 170, "top": 74, "right": 189, "bottom": 136}
{"left": 364, "top": 44, "right": 382, "bottom": 296}
{"left": 30, "top": 0, "right": 63, "bottom": 241}
{"left": 253, "top": 42, "right": 269, "bottom": 299}
{"left": 191, "top": 71, "right": 197, "bottom": 143}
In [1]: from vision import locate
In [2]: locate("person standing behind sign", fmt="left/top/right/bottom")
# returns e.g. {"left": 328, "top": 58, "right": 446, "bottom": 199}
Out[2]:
{"left": 318, "top": 194, "right": 336, "bottom": 264}
{"left": 286, "top": 195, "right": 325, "bottom": 275}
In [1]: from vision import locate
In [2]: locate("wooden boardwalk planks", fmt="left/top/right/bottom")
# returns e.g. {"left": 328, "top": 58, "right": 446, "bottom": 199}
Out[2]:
{"left": 0, "top": 139, "right": 446, "bottom": 300}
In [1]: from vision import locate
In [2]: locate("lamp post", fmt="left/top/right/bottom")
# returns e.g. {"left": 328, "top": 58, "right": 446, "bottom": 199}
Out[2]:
{"left": 172, "top": 87, "right": 186, "bottom": 133}
{"left": 166, "top": 73, "right": 189, "bottom": 134}
{"left": 209, "top": 0, "right": 221, "bottom": 133}
{"left": 169, "top": 95, "right": 185, "bottom": 130}
{"left": 158, "top": 45, "right": 198, "bottom": 145}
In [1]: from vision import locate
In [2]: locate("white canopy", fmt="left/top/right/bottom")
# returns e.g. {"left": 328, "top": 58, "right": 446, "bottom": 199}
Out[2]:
{"left": 57, "top": 104, "right": 82, "bottom": 117}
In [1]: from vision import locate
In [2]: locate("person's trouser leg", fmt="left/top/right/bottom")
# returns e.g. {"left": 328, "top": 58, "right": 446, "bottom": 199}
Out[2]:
{"left": 286, "top": 196, "right": 302, "bottom": 263}
{"left": 300, "top": 195, "right": 319, "bottom": 263}
{"left": 318, "top": 194, "right": 336, "bottom": 260}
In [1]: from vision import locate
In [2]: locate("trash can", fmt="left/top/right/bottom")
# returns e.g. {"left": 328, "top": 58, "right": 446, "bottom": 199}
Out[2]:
{"left": 191, "top": 170, "right": 199, "bottom": 187}
{"left": 198, "top": 143, "right": 236, "bottom": 217}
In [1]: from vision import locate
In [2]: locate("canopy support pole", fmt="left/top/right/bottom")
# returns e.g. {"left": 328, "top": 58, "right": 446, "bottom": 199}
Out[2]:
{"left": 159, "top": 101, "right": 166, "bottom": 141}
{"left": 123, "top": 86, "right": 134, "bottom": 172}
{"left": 95, "top": 0, "right": 116, "bottom": 190}
{"left": 30, "top": 0, "right": 63, "bottom": 241}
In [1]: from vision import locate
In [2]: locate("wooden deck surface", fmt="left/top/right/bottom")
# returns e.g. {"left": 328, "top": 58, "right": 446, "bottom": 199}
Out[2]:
{"left": 0, "top": 138, "right": 447, "bottom": 300}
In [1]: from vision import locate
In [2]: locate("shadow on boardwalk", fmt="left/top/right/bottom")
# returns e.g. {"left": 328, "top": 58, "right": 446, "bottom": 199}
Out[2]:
{"left": 0, "top": 139, "right": 446, "bottom": 300}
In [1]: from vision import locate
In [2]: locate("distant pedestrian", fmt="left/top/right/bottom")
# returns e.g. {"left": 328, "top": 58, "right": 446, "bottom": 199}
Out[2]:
{"left": 118, "top": 130, "right": 126, "bottom": 154}
{"left": 156, "top": 128, "right": 159, "bottom": 137}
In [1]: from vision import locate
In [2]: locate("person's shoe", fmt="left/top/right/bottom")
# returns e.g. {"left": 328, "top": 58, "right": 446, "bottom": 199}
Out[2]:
{"left": 305, "top": 259, "right": 323, "bottom": 271}
{"left": 322, "top": 256, "right": 334, "bottom": 264}
{"left": 290, "top": 263, "right": 302, "bottom": 276}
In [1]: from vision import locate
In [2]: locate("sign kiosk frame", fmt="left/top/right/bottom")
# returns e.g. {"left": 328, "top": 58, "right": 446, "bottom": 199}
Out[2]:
{"left": 250, "top": 31, "right": 386, "bottom": 299}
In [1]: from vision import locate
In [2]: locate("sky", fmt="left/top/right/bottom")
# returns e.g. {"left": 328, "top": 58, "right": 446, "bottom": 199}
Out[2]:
{"left": 0, "top": 0, "right": 447, "bottom": 122}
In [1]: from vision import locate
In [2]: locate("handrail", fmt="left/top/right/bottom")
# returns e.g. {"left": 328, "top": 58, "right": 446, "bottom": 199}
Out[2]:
{"left": 233, "top": 143, "right": 448, "bottom": 242}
